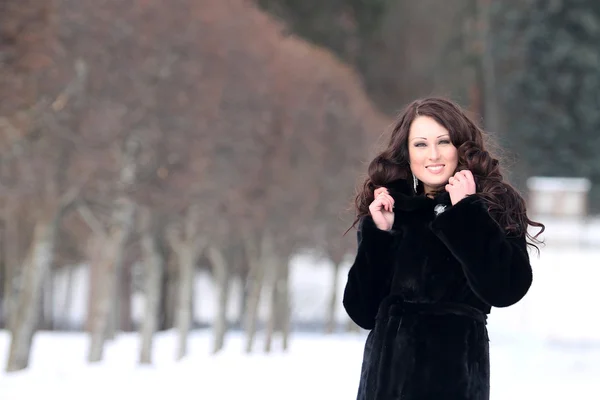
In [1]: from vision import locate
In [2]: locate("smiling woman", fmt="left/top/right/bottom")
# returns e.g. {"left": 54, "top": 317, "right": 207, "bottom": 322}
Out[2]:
{"left": 343, "top": 97, "right": 545, "bottom": 400}
{"left": 407, "top": 116, "right": 459, "bottom": 195}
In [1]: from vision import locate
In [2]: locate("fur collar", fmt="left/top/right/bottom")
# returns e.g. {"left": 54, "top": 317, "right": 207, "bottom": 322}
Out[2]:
{"left": 385, "top": 178, "right": 452, "bottom": 212}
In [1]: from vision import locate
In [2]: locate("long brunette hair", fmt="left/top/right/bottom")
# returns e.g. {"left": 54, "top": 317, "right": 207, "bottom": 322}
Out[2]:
{"left": 352, "top": 97, "right": 545, "bottom": 250}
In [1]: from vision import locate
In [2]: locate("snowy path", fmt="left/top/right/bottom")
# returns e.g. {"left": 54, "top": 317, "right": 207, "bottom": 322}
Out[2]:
{"left": 1, "top": 330, "right": 599, "bottom": 400}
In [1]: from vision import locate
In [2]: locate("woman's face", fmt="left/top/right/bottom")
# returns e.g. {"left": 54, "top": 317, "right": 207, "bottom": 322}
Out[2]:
{"left": 408, "top": 115, "right": 458, "bottom": 194}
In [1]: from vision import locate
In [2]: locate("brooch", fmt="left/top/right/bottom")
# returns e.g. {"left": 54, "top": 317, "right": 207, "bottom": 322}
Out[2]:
{"left": 434, "top": 204, "right": 447, "bottom": 216}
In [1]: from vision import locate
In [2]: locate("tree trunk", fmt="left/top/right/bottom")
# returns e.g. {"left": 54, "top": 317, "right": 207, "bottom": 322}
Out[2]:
{"left": 264, "top": 251, "right": 283, "bottom": 353}
{"left": 61, "top": 263, "right": 75, "bottom": 330}
{"left": 6, "top": 214, "right": 59, "bottom": 372}
{"left": 0, "top": 258, "right": 5, "bottom": 329}
{"left": 174, "top": 247, "right": 193, "bottom": 360}
{"left": 87, "top": 235, "right": 119, "bottom": 362}
{"left": 139, "top": 208, "right": 164, "bottom": 365}
{"left": 107, "top": 245, "right": 134, "bottom": 337}
{"left": 88, "top": 135, "right": 139, "bottom": 362}
{"left": 87, "top": 199, "right": 136, "bottom": 362}
{"left": 236, "top": 259, "right": 249, "bottom": 330}
{"left": 0, "top": 251, "right": 15, "bottom": 330}
{"left": 206, "top": 245, "right": 229, "bottom": 354}
{"left": 2, "top": 200, "right": 20, "bottom": 331}
{"left": 106, "top": 226, "right": 131, "bottom": 340}
{"left": 41, "top": 269, "right": 54, "bottom": 330}
{"left": 160, "top": 254, "right": 177, "bottom": 331}
{"left": 279, "top": 257, "right": 291, "bottom": 351}
{"left": 243, "top": 232, "right": 271, "bottom": 354}
{"left": 167, "top": 205, "right": 203, "bottom": 361}
{"left": 325, "top": 261, "right": 341, "bottom": 334}
{"left": 86, "top": 237, "right": 102, "bottom": 333}
{"left": 119, "top": 259, "right": 133, "bottom": 332}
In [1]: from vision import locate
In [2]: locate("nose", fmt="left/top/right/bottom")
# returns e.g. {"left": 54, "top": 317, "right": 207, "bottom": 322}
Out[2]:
{"left": 429, "top": 144, "right": 440, "bottom": 161}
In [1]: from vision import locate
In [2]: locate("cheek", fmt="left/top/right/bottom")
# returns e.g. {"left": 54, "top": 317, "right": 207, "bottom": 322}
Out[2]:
{"left": 446, "top": 148, "right": 459, "bottom": 166}
{"left": 408, "top": 148, "right": 423, "bottom": 166}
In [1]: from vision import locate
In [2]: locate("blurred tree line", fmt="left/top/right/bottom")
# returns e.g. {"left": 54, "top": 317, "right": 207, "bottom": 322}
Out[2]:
{"left": 0, "top": 0, "right": 387, "bottom": 372}
{"left": 259, "top": 0, "right": 600, "bottom": 208}
{"left": 1, "top": 0, "right": 599, "bottom": 374}
{"left": 493, "top": 0, "right": 600, "bottom": 208}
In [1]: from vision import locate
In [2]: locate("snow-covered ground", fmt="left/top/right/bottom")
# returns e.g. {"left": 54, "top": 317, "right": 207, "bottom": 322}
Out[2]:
{"left": 2, "top": 238, "right": 600, "bottom": 399}
{"left": 1, "top": 329, "right": 599, "bottom": 400}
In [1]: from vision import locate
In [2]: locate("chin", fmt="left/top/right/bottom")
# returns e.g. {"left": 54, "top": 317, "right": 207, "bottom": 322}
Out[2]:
{"left": 423, "top": 177, "right": 450, "bottom": 188}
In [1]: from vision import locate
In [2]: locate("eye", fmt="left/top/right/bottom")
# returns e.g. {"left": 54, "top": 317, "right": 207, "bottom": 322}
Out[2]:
{"left": 439, "top": 139, "right": 451, "bottom": 145}
{"left": 414, "top": 142, "right": 427, "bottom": 147}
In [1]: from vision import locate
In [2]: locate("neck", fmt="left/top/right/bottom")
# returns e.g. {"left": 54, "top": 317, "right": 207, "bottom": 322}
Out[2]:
{"left": 424, "top": 184, "right": 444, "bottom": 198}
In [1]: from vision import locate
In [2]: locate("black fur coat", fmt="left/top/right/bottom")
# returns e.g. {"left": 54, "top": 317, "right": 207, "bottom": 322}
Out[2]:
{"left": 342, "top": 178, "right": 532, "bottom": 400}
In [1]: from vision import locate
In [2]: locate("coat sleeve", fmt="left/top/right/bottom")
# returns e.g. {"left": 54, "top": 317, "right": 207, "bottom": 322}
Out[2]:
{"left": 342, "top": 216, "right": 396, "bottom": 330}
{"left": 429, "top": 195, "right": 533, "bottom": 308}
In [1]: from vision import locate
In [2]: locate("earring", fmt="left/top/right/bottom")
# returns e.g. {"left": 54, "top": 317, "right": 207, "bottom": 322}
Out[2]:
{"left": 413, "top": 173, "right": 418, "bottom": 193}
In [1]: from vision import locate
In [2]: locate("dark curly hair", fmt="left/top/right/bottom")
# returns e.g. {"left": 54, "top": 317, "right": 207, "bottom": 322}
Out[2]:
{"left": 352, "top": 97, "right": 545, "bottom": 250}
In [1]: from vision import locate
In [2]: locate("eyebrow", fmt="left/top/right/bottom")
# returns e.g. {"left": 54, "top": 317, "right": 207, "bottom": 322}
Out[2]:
{"left": 410, "top": 134, "right": 450, "bottom": 141}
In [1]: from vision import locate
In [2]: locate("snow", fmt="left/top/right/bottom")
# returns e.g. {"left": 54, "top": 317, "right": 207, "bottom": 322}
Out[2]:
{"left": 0, "top": 329, "right": 599, "bottom": 400}
{"left": 2, "top": 244, "right": 600, "bottom": 399}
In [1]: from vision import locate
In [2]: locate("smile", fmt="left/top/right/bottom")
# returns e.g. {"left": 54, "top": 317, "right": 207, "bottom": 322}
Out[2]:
{"left": 426, "top": 164, "right": 445, "bottom": 174}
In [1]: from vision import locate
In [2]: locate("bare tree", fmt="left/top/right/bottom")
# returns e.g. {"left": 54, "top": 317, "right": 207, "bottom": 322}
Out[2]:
{"left": 4, "top": 93, "right": 90, "bottom": 372}
{"left": 205, "top": 244, "right": 230, "bottom": 354}
{"left": 138, "top": 206, "right": 165, "bottom": 364}
{"left": 88, "top": 135, "right": 140, "bottom": 363}
{"left": 2, "top": 20, "right": 96, "bottom": 372}
{"left": 0, "top": 195, "right": 24, "bottom": 331}
{"left": 6, "top": 189, "right": 78, "bottom": 371}
{"left": 0, "top": 0, "right": 58, "bottom": 336}
{"left": 166, "top": 205, "right": 205, "bottom": 361}
{"left": 242, "top": 230, "right": 272, "bottom": 353}
{"left": 0, "top": 0, "right": 395, "bottom": 371}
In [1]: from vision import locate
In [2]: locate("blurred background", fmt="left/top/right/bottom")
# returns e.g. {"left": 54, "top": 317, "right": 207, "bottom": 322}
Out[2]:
{"left": 1, "top": 0, "right": 599, "bottom": 399}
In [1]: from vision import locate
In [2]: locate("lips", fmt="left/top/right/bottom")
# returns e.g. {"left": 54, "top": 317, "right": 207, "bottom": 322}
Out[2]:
{"left": 426, "top": 164, "right": 445, "bottom": 174}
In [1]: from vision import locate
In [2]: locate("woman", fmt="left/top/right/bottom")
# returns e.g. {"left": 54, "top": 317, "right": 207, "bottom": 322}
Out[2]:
{"left": 342, "top": 97, "right": 544, "bottom": 400}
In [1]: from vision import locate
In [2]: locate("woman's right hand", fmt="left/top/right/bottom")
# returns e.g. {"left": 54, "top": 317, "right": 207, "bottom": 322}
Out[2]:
{"left": 369, "top": 187, "right": 395, "bottom": 231}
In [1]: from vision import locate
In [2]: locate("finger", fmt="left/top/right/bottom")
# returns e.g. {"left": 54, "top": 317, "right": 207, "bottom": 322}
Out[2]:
{"left": 459, "top": 170, "right": 470, "bottom": 180}
{"left": 385, "top": 194, "right": 395, "bottom": 211}
{"left": 461, "top": 170, "right": 475, "bottom": 183}
{"left": 383, "top": 199, "right": 391, "bottom": 213}
{"left": 374, "top": 194, "right": 387, "bottom": 208}
{"left": 371, "top": 191, "right": 394, "bottom": 212}
{"left": 385, "top": 193, "right": 395, "bottom": 209}
{"left": 379, "top": 192, "right": 392, "bottom": 201}
{"left": 374, "top": 187, "right": 389, "bottom": 197}
{"left": 386, "top": 193, "right": 395, "bottom": 208}
{"left": 448, "top": 177, "right": 456, "bottom": 185}
{"left": 369, "top": 202, "right": 382, "bottom": 214}
{"left": 370, "top": 196, "right": 384, "bottom": 209}
{"left": 381, "top": 196, "right": 393, "bottom": 212}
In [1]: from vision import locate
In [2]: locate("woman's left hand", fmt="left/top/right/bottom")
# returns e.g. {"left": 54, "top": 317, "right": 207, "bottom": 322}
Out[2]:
{"left": 445, "top": 170, "right": 476, "bottom": 205}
